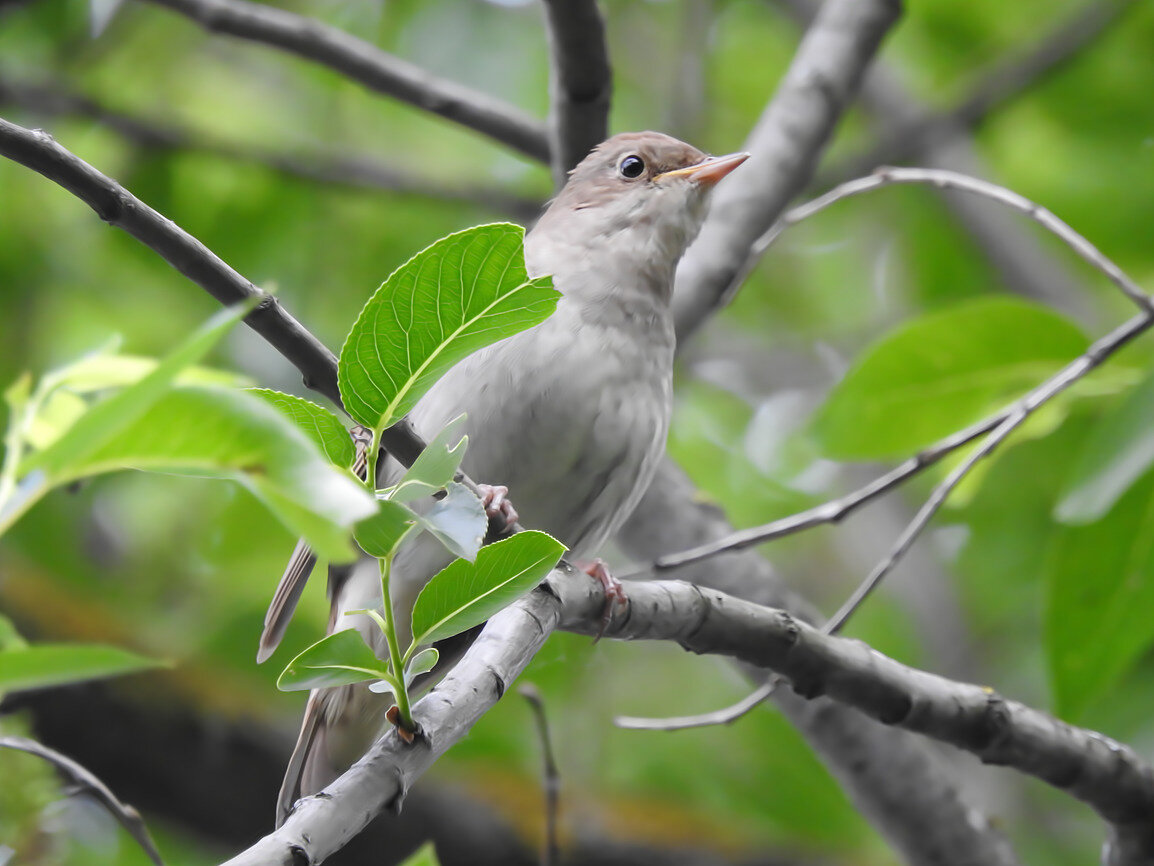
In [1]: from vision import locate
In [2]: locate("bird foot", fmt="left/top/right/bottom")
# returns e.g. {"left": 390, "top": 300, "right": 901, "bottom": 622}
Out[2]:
{"left": 580, "top": 558, "right": 626, "bottom": 640}
{"left": 478, "top": 483, "right": 518, "bottom": 539}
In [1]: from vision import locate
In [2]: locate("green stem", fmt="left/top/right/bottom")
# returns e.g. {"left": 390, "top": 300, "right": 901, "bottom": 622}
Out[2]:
{"left": 378, "top": 553, "right": 414, "bottom": 732}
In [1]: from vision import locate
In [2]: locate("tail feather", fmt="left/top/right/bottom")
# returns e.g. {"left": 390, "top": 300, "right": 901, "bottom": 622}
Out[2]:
{"left": 258, "top": 539, "right": 317, "bottom": 663}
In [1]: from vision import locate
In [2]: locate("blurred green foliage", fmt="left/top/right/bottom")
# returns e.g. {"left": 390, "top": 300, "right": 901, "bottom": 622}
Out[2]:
{"left": 2, "top": 0, "right": 1154, "bottom": 864}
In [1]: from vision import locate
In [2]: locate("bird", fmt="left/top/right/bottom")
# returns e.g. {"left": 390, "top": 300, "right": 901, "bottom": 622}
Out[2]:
{"left": 263, "top": 131, "right": 749, "bottom": 825}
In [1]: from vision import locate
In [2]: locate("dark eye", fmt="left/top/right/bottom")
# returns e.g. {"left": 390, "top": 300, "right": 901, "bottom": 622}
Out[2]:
{"left": 618, "top": 155, "right": 645, "bottom": 179}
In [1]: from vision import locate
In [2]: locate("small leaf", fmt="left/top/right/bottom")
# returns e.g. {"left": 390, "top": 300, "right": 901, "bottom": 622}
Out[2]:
{"left": 0, "top": 615, "right": 27, "bottom": 651}
{"left": 355, "top": 498, "right": 418, "bottom": 558}
{"left": 405, "top": 647, "right": 440, "bottom": 685}
{"left": 277, "top": 629, "right": 391, "bottom": 692}
{"left": 410, "top": 531, "right": 565, "bottom": 648}
{"left": 419, "top": 481, "right": 487, "bottom": 561}
{"left": 1055, "top": 369, "right": 1154, "bottom": 524}
{"left": 0, "top": 643, "right": 165, "bottom": 694}
{"left": 60, "top": 385, "right": 376, "bottom": 561}
{"left": 812, "top": 298, "right": 1088, "bottom": 459}
{"left": 338, "top": 224, "right": 558, "bottom": 430}
{"left": 1045, "top": 471, "right": 1154, "bottom": 720}
{"left": 252, "top": 388, "right": 356, "bottom": 468}
{"left": 399, "top": 842, "right": 441, "bottom": 866}
{"left": 391, "top": 415, "right": 469, "bottom": 503}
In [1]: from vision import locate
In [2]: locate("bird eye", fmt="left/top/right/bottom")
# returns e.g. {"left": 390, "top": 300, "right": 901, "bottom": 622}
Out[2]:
{"left": 618, "top": 155, "right": 645, "bottom": 179}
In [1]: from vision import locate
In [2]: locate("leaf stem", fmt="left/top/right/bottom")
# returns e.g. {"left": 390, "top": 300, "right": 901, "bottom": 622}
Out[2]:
{"left": 377, "top": 553, "right": 415, "bottom": 733}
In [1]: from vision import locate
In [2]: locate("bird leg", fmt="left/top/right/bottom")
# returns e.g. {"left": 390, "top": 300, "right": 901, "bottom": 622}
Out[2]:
{"left": 478, "top": 483, "right": 519, "bottom": 541}
{"left": 579, "top": 558, "right": 627, "bottom": 640}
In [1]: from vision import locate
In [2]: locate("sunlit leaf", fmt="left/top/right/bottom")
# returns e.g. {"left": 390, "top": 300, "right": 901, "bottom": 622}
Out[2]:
{"left": 812, "top": 298, "right": 1087, "bottom": 459}
{"left": 409, "top": 531, "right": 565, "bottom": 649}
{"left": 398, "top": 842, "right": 441, "bottom": 866}
{"left": 0, "top": 643, "right": 165, "bottom": 694}
{"left": 59, "top": 385, "right": 376, "bottom": 561}
{"left": 338, "top": 224, "right": 558, "bottom": 430}
{"left": 252, "top": 388, "right": 356, "bottom": 469}
{"left": 277, "top": 628, "right": 391, "bottom": 692}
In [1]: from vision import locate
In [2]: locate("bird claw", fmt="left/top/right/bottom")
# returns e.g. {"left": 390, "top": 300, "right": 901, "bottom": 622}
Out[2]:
{"left": 581, "top": 558, "right": 626, "bottom": 641}
{"left": 478, "top": 483, "right": 518, "bottom": 538}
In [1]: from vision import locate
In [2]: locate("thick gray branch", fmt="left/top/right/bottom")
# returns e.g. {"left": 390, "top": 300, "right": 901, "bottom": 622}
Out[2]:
{"left": 142, "top": 0, "right": 551, "bottom": 163}
{"left": 541, "top": 0, "right": 612, "bottom": 184}
{"left": 672, "top": 0, "right": 902, "bottom": 342}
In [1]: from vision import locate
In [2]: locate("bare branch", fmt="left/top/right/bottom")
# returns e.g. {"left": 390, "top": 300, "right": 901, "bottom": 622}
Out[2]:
{"left": 0, "top": 736, "right": 165, "bottom": 866}
{"left": 671, "top": 0, "right": 902, "bottom": 343}
{"left": 141, "top": 0, "right": 550, "bottom": 163}
{"left": 0, "top": 77, "right": 541, "bottom": 220}
{"left": 519, "top": 684, "right": 560, "bottom": 866}
{"left": 223, "top": 569, "right": 1154, "bottom": 865}
{"left": 829, "top": 0, "right": 1138, "bottom": 181}
{"left": 540, "top": 0, "right": 611, "bottom": 185}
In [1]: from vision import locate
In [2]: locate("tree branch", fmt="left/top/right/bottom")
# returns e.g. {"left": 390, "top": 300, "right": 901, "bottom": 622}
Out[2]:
{"left": 671, "top": 0, "right": 902, "bottom": 343}
{"left": 540, "top": 0, "right": 611, "bottom": 185}
{"left": 0, "top": 76, "right": 541, "bottom": 220}
{"left": 224, "top": 569, "right": 1154, "bottom": 865}
{"left": 140, "top": 0, "right": 551, "bottom": 163}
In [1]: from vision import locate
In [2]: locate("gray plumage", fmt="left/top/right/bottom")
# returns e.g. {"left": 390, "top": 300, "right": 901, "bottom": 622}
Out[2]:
{"left": 265, "top": 131, "right": 748, "bottom": 825}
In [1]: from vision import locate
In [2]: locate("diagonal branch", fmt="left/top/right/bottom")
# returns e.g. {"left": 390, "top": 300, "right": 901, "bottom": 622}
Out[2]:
{"left": 141, "top": 0, "right": 551, "bottom": 163}
{"left": 0, "top": 76, "right": 541, "bottom": 219}
{"left": 223, "top": 570, "right": 1154, "bottom": 865}
{"left": 540, "top": 0, "right": 612, "bottom": 184}
{"left": 671, "top": 0, "right": 901, "bottom": 343}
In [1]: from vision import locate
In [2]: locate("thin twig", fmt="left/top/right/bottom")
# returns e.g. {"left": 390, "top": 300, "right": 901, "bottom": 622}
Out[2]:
{"left": 519, "top": 684, "right": 560, "bottom": 866}
{"left": 0, "top": 76, "right": 541, "bottom": 219}
{"left": 824, "top": 0, "right": 1138, "bottom": 183}
{"left": 649, "top": 166, "right": 1154, "bottom": 574}
{"left": 0, "top": 736, "right": 165, "bottom": 866}
{"left": 540, "top": 0, "right": 611, "bottom": 184}
{"left": 141, "top": 0, "right": 550, "bottom": 163}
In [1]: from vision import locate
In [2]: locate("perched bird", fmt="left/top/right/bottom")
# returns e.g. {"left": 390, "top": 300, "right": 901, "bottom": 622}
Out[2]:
{"left": 264, "top": 131, "right": 749, "bottom": 824}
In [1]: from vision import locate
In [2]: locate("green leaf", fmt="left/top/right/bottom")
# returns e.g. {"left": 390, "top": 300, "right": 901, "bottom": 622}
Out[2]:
{"left": 277, "top": 628, "right": 391, "bottom": 692}
{"left": 410, "top": 531, "right": 565, "bottom": 648}
{"left": 22, "top": 303, "right": 254, "bottom": 480}
{"left": 812, "top": 298, "right": 1088, "bottom": 460}
{"left": 0, "top": 615, "right": 26, "bottom": 651}
{"left": 419, "top": 481, "right": 488, "bottom": 562}
{"left": 1055, "top": 369, "right": 1154, "bottom": 524}
{"left": 1045, "top": 470, "right": 1154, "bottom": 720}
{"left": 338, "top": 224, "right": 558, "bottom": 430}
{"left": 62, "top": 385, "right": 377, "bottom": 561}
{"left": 399, "top": 842, "right": 441, "bottom": 866}
{"left": 251, "top": 388, "right": 356, "bottom": 468}
{"left": 0, "top": 643, "right": 165, "bottom": 694}
{"left": 355, "top": 498, "right": 418, "bottom": 558}
{"left": 391, "top": 415, "right": 469, "bottom": 503}
{"left": 369, "top": 647, "right": 439, "bottom": 694}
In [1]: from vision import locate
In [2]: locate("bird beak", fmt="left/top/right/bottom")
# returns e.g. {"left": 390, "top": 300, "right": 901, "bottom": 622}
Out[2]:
{"left": 656, "top": 151, "right": 750, "bottom": 186}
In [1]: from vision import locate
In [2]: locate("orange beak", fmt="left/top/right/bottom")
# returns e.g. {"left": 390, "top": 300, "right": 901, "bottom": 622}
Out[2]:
{"left": 655, "top": 151, "right": 750, "bottom": 186}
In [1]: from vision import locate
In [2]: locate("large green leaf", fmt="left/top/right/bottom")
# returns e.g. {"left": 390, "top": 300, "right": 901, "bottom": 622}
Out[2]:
{"left": 338, "top": 224, "right": 558, "bottom": 430}
{"left": 1055, "top": 369, "right": 1154, "bottom": 524}
{"left": 1044, "top": 470, "right": 1154, "bottom": 720}
{"left": 812, "top": 298, "right": 1088, "bottom": 460}
{"left": 409, "top": 530, "right": 565, "bottom": 650}
{"left": 251, "top": 388, "right": 356, "bottom": 469}
{"left": 0, "top": 643, "right": 165, "bottom": 694}
{"left": 277, "top": 628, "right": 391, "bottom": 692}
{"left": 62, "top": 385, "right": 377, "bottom": 561}
{"left": 21, "top": 303, "right": 254, "bottom": 479}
